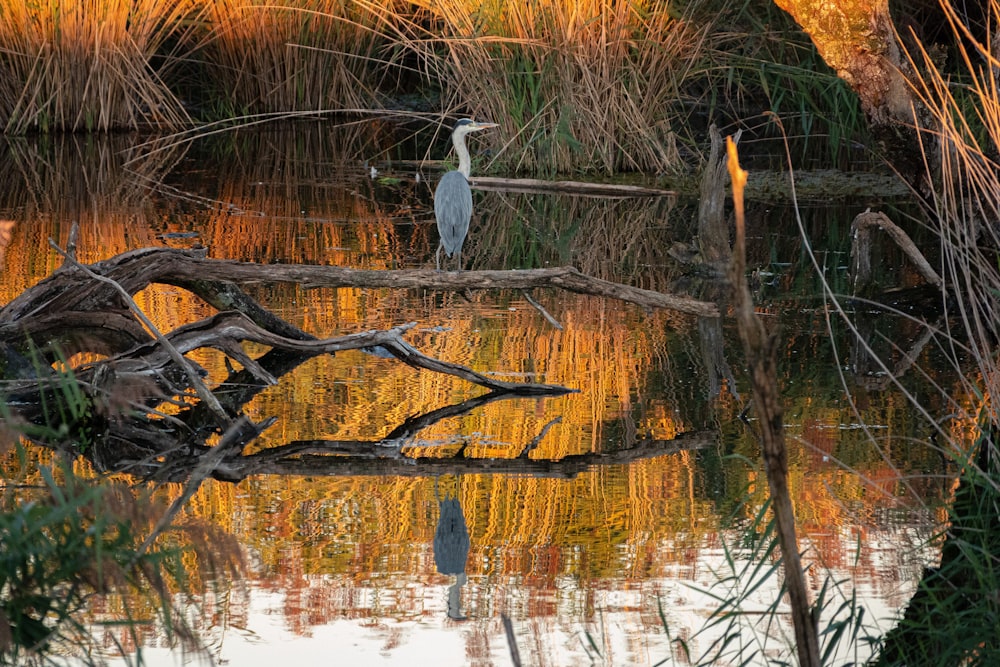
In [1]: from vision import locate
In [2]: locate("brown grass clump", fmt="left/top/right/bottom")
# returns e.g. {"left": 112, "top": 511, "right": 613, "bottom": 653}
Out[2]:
{"left": 0, "top": 0, "right": 199, "bottom": 133}
{"left": 409, "top": 0, "right": 705, "bottom": 174}
{"left": 196, "top": 0, "right": 395, "bottom": 115}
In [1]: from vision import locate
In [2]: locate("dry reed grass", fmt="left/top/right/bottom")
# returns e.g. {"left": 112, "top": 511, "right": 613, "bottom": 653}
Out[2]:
{"left": 0, "top": 0, "right": 733, "bottom": 177}
{"left": 196, "top": 0, "right": 395, "bottom": 115}
{"left": 902, "top": 0, "right": 1000, "bottom": 417}
{"left": 408, "top": 0, "right": 704, "bottom": 174}
{"left": 795, "top": 8, "right": 1000, "bottom": 659}
{"left": 0, "top": 0, "right": 199, "bottom": 133}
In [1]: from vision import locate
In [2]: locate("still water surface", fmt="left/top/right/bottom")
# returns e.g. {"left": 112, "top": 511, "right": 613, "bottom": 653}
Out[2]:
{"left": 0, "top": 126, "right": 958, "bottom": 665}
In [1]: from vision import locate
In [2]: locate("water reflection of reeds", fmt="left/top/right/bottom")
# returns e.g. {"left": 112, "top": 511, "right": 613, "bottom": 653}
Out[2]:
{"left": 0, "top": 134, "right": 189, "bottom": 300}
{"left": 0, "top": 128, "right": 963, "bottom": 665}
{"left": 181, "top": 122, "right": 418, "bottom": 267}
{"left": 468, "top": 190, "right": 685, "bottom": 288}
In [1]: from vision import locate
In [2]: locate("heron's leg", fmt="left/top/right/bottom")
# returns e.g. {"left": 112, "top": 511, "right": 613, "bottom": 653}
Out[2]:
{"left": 436, "top": 243, "right": 443, "bottom": 271}
{"left": 456, "top": 249, "right": 462, "bottom": 272}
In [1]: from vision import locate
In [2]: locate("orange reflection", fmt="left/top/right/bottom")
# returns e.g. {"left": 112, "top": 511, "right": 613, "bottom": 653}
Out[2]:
{"left": 0, "top": 133, "right": 973, "bottom": 663}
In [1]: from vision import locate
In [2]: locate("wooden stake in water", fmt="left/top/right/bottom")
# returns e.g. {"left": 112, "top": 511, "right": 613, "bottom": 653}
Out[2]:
{"left": 726, "top": 136, "right": 821, "bottom": 667}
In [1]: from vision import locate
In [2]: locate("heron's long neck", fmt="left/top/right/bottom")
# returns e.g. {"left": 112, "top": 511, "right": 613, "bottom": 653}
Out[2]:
{"left": 452, "top": 132, "right": 472, "bottom": 178}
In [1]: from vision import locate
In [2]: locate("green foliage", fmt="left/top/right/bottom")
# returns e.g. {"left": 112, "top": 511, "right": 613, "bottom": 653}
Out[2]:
{"left": 30, "top": 367, "right": 99, "bottom": 453}
{"left": 0, "top": 454, "right": 195, "bottom": 666}
{"left": 681, "top": 0, "right": 872, "bottom": 167}
{"left": 6, "top": 348, "right": 108, "bottom": 454}
{"left": 0, "top": 350, "right": 243, "bottom": 665}
{"left": 873, "top": 427, "right": 1000, "bottom": 665}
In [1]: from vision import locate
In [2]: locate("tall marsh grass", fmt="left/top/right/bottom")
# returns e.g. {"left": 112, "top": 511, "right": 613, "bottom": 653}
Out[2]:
{"left": 409, "top": 0, "right": 704, "bottom": 174}
{"left": 0, "top": 0, "right": 400, "bottom": 132}
{"left": 0, "top": 0, "right": 875, "bottom": 175}
{"left": 0, "top": 410, "right": 243, "bottom": 665}
{"left": 196, "top": 0, "right": 393, "bottom": 115}
{"left": 0, "top": 0, "right": 200, "bottom": 133}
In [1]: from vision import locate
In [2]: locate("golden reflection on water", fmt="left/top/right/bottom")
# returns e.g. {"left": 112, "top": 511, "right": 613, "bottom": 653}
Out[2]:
{"left": 0, "top": 129, "right": 966, "bottom": 665}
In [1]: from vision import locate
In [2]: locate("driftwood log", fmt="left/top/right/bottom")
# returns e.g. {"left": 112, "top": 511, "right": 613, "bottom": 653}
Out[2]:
{"left": 0, "top": 244, "right": 714, "bottom": 481}
{"left": 469, "top": 175, "right": 675, "bottom": 198}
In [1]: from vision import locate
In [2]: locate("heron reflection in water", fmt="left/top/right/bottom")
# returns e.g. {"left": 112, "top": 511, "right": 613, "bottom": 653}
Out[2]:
{"left": 434, "top": 477, "right": 470, "bottom": 620}
{"left": 434, "top": 119, "right": 498, "bottom": 271}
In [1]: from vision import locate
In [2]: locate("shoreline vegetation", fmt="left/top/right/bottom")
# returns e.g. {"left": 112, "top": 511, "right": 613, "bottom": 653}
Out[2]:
{"left": 0, "top": 0, "right": 871, "bottom": 172}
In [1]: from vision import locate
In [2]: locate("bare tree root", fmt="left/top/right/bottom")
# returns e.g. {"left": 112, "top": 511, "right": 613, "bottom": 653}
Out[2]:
{"left": 0, "top": 242, "right": 718, "bottom": 480}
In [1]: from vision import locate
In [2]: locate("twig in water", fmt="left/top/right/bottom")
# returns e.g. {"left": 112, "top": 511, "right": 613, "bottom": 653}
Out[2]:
{"left": 133, "top": 416, "right": 271, "bottom": 561}
{"left": 501, "top": 613, "right": 522, "bottom": 667}
{"left": 726, "top": 137, "right": 820, "bottom": 667}
{"left": 521, "top": 417, "right": 562, "bottom": 456}
{"left": 521, "top": 290, "right": 563, "bottom": 330}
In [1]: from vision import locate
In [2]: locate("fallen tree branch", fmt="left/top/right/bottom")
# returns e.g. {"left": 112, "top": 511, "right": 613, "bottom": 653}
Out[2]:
{"left": 113, "top": 312, "right": 573, "bottom": 395}
{"left": 851, "top": 209, "right": 944, "bottom": 290}
{"left": 0, "top": 247, "right": 715, "bottom": 323}
{"left": 2, "top": 244, "right": 686, "bottom": 480}
{"left": 0, "top": 250, "right": 717, "bottom": 369}
{"left": 468, "top": 175, "right": 675, "bottom": 198}
{"left": 521, "top": 290, "right": 563, "bottom": 330}
{"left": 49, "top": 238, "right": 231, "bottom": 425}
{"left": 154, "top": 253, "right": 717, "bottom": 317}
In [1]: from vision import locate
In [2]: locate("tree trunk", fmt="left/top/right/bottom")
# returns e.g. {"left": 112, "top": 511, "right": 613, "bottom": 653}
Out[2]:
{"left": 771, "top": 0, "right": 913, "bottom": 126}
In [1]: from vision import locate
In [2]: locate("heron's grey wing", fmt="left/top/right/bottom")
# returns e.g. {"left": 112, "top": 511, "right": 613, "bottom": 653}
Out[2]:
{"left": 434, "top": 171, "right": 474, "bottom": 258}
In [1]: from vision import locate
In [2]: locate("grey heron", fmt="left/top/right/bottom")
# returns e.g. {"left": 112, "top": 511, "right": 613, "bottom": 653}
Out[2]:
{"left": 434, "top": 118, "right": 497, "bottom": 270}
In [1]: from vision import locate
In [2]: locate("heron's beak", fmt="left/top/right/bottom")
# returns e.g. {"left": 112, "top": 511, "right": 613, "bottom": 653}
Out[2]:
{"left": 472, "top": 121, "right": 498, "bottom": 130}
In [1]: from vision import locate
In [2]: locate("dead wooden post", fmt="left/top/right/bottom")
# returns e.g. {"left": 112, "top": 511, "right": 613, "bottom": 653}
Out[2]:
{"left": 697, "top": 124, "right": 737, "bottom": 267}
{"left": 727, "top": 136, "right": 821, "bottom": 667}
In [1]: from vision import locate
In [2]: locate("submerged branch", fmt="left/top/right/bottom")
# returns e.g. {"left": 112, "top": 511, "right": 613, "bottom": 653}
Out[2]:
{"left": 851, "top": 210, "right": 944, "bottom": 291}
{"left": 226, "top": 430, "right": 715, "bottom": 481}
{"left": 153, "top": 312, "right": 574, "bottom": 396}
{"left": 0, "top": 244, "right": 595, "bottom": 479}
